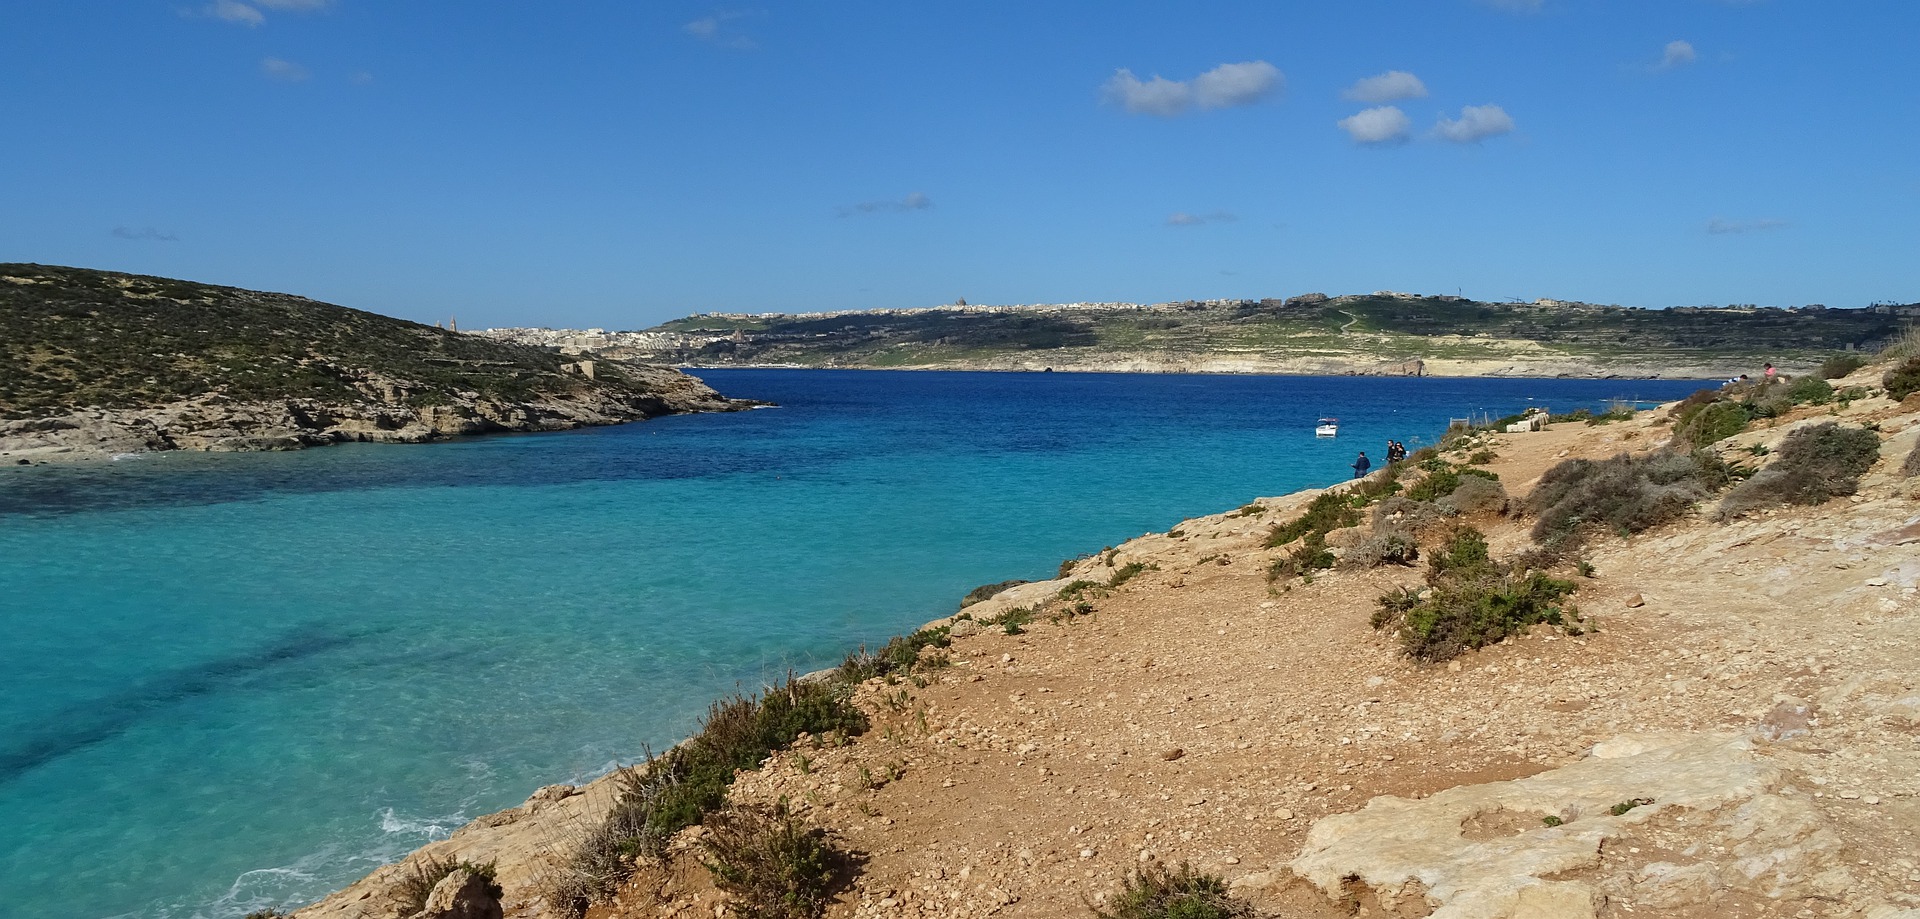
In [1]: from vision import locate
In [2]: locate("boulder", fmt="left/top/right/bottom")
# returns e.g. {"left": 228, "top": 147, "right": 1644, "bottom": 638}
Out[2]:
{"left": 413, "top": 868, "right": 502, "bottom": 919}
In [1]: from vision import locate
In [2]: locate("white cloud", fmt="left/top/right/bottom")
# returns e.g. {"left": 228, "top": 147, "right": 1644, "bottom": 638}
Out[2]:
{"left": 1166, "top": 211, "right": 1238, "bottom": 227}
{"left": 1104, "top": 60, "right": 1283, "bottom": 117}
{"left": 1657, "top": 40, "right": 1698, "bottom": 70}
{"left": 1104, "top": 69, "right": 1195, "bottom": 116}
{"left": 1434, "top": 104, "right": 1515, "bottom": 143}
{"left": 200, "top": 0, "right": 328, "bottom": 25}
{"left": 205, "top": 0, "right": 263, "bottom": 27}
{"left": 1338, "top": 106, "right": 1412, "bottom": 144}
{"left": 1707, "top": 217, "right": 1788, "bottom": 235}
{"left": 1342, "top": 70, "right": 1428, "bottom": 103}
{"left": 684, "top": 11, "right": 757, "bottom": 50}
{"left": 837, "top": 192, "right": 933, "bottom": 217}
{"left": 1193, "top": 61, "right": 1283, "bottom": 109}
{"left": 260, "top": 57, "right": 311, "bottom": 82}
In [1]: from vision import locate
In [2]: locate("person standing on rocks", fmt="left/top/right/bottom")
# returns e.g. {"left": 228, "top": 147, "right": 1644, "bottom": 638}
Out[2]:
{"left": 1352, "top": 451, "right": 1371, "bottom": 478}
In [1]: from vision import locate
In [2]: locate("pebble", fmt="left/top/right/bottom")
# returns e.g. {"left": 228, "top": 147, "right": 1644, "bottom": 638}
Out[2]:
{"left": 1867, "top": 577, "right": 1889, "bottom": 587}
{"left": 1080, "top": 848, "right": 1096, "bottom": 859}
{"left": 1162, "top": 748, "right": 1185, "bottom": 761}
{"left": 1273, "top": 808, "right": 1295, "bottom": 820}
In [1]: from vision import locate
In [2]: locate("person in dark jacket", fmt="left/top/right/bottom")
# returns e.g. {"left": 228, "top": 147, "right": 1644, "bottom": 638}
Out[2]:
{"left": 1352, "top": 452, "right": 1371, "bottom": 478}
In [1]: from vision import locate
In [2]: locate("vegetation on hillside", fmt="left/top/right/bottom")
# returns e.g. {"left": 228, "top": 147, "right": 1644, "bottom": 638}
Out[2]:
{"left": 636, "top": 294, "right": 1902, "bottom": 370}
{"left": 0, "top": 263, "right": 665, "bottom": 417}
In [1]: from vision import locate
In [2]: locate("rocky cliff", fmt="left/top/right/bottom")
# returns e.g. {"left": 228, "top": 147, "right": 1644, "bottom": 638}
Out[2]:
{"left": 0, "top": 265, "right": 753, "bottom": 460}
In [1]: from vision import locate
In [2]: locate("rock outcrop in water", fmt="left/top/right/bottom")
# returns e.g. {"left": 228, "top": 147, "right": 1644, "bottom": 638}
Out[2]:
{"left": 0, "top": 265, "right": 755, "bottom": 460}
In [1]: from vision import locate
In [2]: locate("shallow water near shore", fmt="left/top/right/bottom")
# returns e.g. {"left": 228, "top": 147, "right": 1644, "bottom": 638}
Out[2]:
{"left": 0, "top": 369, "right": 1709, "bottom": 919}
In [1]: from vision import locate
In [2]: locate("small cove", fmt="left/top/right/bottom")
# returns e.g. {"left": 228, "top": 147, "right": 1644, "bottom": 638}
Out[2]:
{"left": 0, "top": 369, "right": 1710, "bottom": 919}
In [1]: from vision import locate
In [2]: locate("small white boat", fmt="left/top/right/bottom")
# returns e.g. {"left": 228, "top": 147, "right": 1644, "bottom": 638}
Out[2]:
{"left": 1315, "top": 417, "right": 1339, "bottom": 437}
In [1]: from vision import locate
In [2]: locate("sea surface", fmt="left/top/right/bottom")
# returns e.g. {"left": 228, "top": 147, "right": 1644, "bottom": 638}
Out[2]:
{"left": 0, "top": 369, "right": 1711, "bottom": 919}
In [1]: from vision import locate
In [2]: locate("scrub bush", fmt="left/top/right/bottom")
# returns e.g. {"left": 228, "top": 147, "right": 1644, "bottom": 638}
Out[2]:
{"left": 701, "top": 805, "right": 846, "bottom": 919}
{"left": 1716, "top": 423, "right": 1881, "bottom": 519}
{"left": 1436, "top": 474, "right": 1509, "bottom": 516}
{"left": 1371, "top": 528, "right": 1581, "bottom": 663}
{"left": 557, "top": 675, "right": 868, "bottom": 912}
{"left": 1528, "top": 450, "right": 1731, "bottom": 546}
{"left": 1884, "top": 358, "right": 1920, "bottom": 402}
{"left": 1819, "top": 353, "right": 1866, "bottom": 379}
{"left": 1090, "top": 862, "right": 1255, "bottom": 919}
{"left": 1784, "top": 375, "right": 1834, "bottom": 405}
{"left": 1674, "top": 399, "right": 1752, "bottom": 446}
{"left": 839, "top": 627, "right": 950, "bottom": 683}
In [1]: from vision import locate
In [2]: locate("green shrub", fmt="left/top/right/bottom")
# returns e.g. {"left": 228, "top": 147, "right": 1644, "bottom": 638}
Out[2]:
{"left": 701, "top": 805, "right": 845, "bottom": 919}
{"left": 1372, "top": 528, "right": 1581, "bottom": 662}
{"left": 960, "top": 580, "right": 1028, "bottom": 608}
{"left": 1528, "top": 450, "right": 1730, "bottom": 546}
{"left": 1784, "top": 376, "right": 1834, "bottom": 405}
{"left": 559, "top": 675, "right": 868, "bottom": 910}
{"left": 1056, "top": 579, "right": 1104, "bottom": 602}
{"left": 1090, "top": 862, "right": 1254, "bottom": 919}
{"left": 1266, "top": 531, "right": 1335, "bottom": 581}
{"left": 1716, "top": 423, "right": 1881, "bottom": 520}
{"left": 1264, "top": 491, "right": 1360, "bottom": 548}
{"left": 1107, "top": 561, "right": 1152, "bottom": 589}
{"left": 839, "top": 627, "right": 950, "bottom": 683}
{"left": 995, "top": 606, "right": 1035, "bottom": 634}
{"left": 1885, "top": 358, "right": 1920, "bottom": 402}
{"left": 1819, "top": 353, "right": 1866, "bottom": 379}
{"left": 1674, "top": 399, "right": 1752, "bottom": 446}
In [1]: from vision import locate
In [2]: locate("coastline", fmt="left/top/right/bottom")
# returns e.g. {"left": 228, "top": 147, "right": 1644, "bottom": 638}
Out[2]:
{"left": 0, "top": 367, "right": 759, "bottom": 464}
{"left": 283, "top": 364, "right": 1920, "bottom": 919}
{"left": 677, "top": 357, "right": 1757, "bottom": 380}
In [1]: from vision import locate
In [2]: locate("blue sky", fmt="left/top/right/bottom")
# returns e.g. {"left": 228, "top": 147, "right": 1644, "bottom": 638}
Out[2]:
{"left": 3, "top": 1, "right": 1915, "bottom": 329}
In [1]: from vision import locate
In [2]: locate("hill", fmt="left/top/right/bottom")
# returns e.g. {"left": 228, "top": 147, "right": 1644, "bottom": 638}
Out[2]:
{"left": 0, "top": 264, "right": 747, "bottom": 458}
{"left": 484, "top": 294, "right": 1909, "bottom": 378}
{"left": 290, "top": 358, "right": 1920, "bottom": 919}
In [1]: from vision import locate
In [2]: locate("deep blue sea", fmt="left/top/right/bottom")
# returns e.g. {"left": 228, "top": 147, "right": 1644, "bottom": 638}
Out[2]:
{"left": 0, "top": 370, "right": 1710, "bottom": 919}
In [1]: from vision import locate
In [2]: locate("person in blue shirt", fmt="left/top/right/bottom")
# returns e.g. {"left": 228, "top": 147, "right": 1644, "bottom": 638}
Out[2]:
{"left": 1352, "top": 452, "right": 1371, "bottom": 478}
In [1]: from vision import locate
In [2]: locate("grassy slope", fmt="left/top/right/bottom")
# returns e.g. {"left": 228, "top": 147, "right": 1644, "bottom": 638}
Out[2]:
{"left": 0, "top": 264, "right": 657, "bottom": 418}
{"left": 647, "top": 296, "right": 1899, "bottom": 368}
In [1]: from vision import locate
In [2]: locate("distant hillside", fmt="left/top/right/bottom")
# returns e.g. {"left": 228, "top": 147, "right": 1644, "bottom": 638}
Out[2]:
{"left": 0, "top": 264, "right": 745, "bottom": 458}
{"left": 495, "top": 294, "right": 1906, "bottom": 378}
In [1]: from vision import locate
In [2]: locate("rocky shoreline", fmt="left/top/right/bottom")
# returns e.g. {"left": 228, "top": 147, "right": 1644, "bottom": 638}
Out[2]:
{"left": 292, "top": 366, "right": 1919, "bottom": 919}
{"left": 0, "top": 364, "right": 754, "bottom": 463}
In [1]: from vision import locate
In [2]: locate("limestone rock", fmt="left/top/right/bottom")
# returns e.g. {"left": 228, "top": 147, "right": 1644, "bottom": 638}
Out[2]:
{"left": 413, "top": 868, "right": 502, "bottom": 919}
{"left": 1290, "top": 733, "right": 1849, "bottom": 919}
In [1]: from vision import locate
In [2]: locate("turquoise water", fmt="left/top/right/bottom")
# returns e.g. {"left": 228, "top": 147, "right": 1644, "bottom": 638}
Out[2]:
{"left": 0, "top": 370, "right": 1709, "bottom": 919}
